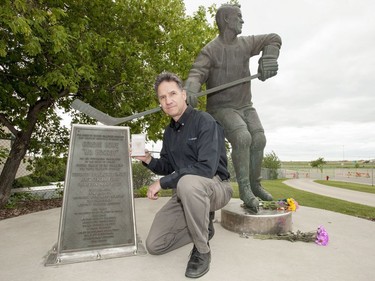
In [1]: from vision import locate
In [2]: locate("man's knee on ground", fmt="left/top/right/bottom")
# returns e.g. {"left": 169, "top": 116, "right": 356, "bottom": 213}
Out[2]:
{"left": 146, "top": 236, "right": 166, "bottom": 255}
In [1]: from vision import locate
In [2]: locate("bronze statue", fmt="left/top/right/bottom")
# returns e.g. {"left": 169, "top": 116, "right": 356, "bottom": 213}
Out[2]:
{"left": 185, "top": 4, "right": 282, "bottom": 211}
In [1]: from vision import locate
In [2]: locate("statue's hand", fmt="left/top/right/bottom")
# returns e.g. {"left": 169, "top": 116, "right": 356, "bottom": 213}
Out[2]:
{"left": 258, "top": 45, "right": 280, "bottom": 81}
{"left": 187, "top": 93, "right": 198, "bottom": 108}
{"left": 258, "top": 56, "right": 278, "bottom": 81}
{"left": 184, "top": 79, "right": 201, "bottom": 108}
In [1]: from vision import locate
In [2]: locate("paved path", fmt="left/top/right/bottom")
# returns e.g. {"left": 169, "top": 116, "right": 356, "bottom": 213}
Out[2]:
{"left": 1, "top": 197, "right": 375, "bottom": 281}
{"left": 283, "top": 178, "right": 375, "bottom": 207}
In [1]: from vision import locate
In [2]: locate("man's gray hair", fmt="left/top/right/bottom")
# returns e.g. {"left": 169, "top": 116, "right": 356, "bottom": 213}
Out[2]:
{"left": 154, "top": 72, "right": 184, "bottom": 93}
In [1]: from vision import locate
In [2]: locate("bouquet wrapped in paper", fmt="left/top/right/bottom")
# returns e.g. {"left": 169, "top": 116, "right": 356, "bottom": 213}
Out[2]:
{"left": 254, "top": 225, "right": 329, "bottom": 246}
{"left": 260, "top": 198, "right": 299, "bottom": 212}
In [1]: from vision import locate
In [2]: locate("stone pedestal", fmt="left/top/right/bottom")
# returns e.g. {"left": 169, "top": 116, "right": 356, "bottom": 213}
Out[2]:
{"left": 221, "top": 200, "right": 292, "bottom": 235}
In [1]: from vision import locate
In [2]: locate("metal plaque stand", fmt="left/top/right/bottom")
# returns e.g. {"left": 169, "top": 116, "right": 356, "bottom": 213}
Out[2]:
{"left": 45, "top": 124, "right": 146, "bottom": 266}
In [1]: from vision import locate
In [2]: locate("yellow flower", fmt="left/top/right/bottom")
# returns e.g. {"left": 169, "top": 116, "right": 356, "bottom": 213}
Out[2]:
{"left": 259, "top": 198, "right": 299, "bottom": 212}
{"left": 287, "top": 198, "right": 296, "bottom": 211}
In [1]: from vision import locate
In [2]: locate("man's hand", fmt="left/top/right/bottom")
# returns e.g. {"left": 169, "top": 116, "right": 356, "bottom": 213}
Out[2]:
{"left": 147, "top": 181, "right": 162, "bottom": 200}
{"left": 258, "top": 45, "right": 280, "bottom": 81}
{"left": 131, "top": 149, "right": 152, "bottom": 165}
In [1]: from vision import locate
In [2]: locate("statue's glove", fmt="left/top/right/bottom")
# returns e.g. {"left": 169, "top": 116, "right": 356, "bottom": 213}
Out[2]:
{"left": 258, "top": 45, "right": 280, "bottom": 81}
{"left": 184, "top": 80, "right": 201, "bottom": 108}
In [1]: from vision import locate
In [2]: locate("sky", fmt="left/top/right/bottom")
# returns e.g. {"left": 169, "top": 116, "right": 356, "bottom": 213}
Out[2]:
{"left": 182, "top": 0, "right": 375, "bottom": 161}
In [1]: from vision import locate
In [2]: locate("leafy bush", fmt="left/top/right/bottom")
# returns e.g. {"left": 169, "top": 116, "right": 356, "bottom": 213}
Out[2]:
{"left": 136, "top": 186, "right": 148, "bottom": 197}
{"left": 262, "top": 151, "right": 281, "bottom": 179}
{"left": 134, "top": 186, "right": 173, "bottom": 198}
{"left": 12, "top": 176, "right": 35, "bottom": 188}
{"left": 13, "top": 156, "right": 67, "bottom": 188}
{"left": 5, "top": 192, "right": 42, "bottom": 209}
{"left": 132, "top": 161, "right": 155, "bottom": 189}
{"left": 0, "top": 146, "right": 9, "bottom": 165}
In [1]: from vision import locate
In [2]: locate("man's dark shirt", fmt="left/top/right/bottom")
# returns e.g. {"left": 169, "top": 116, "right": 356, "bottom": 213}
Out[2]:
{"left": 146, "top": 106, "right": 230, "bottom": 189}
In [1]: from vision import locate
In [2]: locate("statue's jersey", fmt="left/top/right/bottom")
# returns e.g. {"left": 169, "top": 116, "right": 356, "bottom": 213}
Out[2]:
{"left": 187, "top": 34, "right": 281, "bottom": 112}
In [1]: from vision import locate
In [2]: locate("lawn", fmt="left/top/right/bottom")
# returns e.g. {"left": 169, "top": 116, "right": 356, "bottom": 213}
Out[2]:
{"left": 255, "top": 179, "right": 375, "bottom": 221}
{"left": 314, "top": 180, "right": 375, "bottom": 194}
{"left": 138, "top": 179, "right": 375, "bottom": 221}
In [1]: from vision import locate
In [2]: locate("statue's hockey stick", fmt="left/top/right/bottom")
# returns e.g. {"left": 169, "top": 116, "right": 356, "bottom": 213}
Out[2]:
{"left": 71, "top": 73, "right": 260, "bottom": 125}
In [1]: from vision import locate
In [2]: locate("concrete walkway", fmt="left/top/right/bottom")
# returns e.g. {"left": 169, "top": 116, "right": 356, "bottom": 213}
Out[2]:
{"left": 284, "top": 178, "right": 375, "bottom": 207}
{"left": 1, "top": 193, "right": 375, "bottom": 281}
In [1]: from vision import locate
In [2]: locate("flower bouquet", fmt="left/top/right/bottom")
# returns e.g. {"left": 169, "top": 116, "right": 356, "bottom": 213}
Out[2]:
{"left": 253, "top": 225, "right": 329, "bottom": 246}
{"left": 259, "top": 198, "right": 299, "bottom": 212}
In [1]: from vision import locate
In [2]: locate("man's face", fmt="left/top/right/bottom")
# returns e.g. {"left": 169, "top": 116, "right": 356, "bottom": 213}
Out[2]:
{"left": 157, "top": 80, "right": 187, "bottom": 121}
{"left": 226, "top": 7, "right": 244, "bottom": 35}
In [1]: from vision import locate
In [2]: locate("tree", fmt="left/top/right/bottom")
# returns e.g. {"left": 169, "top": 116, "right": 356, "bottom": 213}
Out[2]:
{"left": 0, "top": 0, "right": 218, "bottom": 207}
{"left": 262, "top": 151, "right": 281, "bottom": 180}
{"left": 310, "top": 157, "right": 327, "bottom": 173}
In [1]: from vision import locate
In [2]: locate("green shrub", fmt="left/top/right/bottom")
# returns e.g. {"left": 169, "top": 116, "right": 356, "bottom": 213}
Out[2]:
{"left": 12, "top": 176, "right": 35, "bottom": 188}
{"left": 262, "top": 151, "right": 281, "bottom": 180}
{"left": 132, "top": 161, "right": 155, "bottom": 189}
{"left": 13, "top": 156, "right": 66, "bottom": 188}
{"left": 136, "top": 186, "right": 148, "bottom": 197}
{"left": 6, "top": 192, "right": 41, "bottom": 209}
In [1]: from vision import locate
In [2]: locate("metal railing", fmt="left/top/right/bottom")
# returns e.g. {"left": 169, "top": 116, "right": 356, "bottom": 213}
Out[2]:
{"left": 278, "top": 167, "right": 374, "bottom": 186}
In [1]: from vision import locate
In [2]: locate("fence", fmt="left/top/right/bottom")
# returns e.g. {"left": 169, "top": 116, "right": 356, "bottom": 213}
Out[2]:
{"left": 11, "top": 182, "right": 64, "bottom": 199}
{"left": 278, "top": 167, "right": 374, "bottom": 186}
{"left": 0, "top": 137, "right": 34, "bottom": 179}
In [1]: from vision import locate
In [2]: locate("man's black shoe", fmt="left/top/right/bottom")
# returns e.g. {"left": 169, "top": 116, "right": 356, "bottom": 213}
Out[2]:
{"left": 185, "top": 246, "right": 211, "bottom": 278}
{"left": 208, "top": 211, "right": 215, "bottom": 240}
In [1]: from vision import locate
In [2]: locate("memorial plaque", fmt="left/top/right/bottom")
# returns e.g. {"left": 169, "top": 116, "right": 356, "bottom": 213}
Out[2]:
{"left": 45, "top": 124, "right": 145, "bottom": 266}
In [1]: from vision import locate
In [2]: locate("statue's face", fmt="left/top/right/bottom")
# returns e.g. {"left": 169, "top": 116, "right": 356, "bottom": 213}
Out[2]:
{"left": 226, "top": 7, "right": 244, "bottom": 35}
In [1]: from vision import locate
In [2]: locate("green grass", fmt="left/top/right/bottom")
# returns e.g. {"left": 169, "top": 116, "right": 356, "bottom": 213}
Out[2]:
{"left": 314, "top": 180, "right": 375, "bottom": 194}
{"left": 232, "top": 179, "right": 375, "bottom": 221}
{"left": 135, "top": 179, "right": 375, "bottom": 221}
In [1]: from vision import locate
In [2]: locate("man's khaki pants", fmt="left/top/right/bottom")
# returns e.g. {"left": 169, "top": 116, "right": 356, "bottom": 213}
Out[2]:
{"left": 146, "top": 175, "right": 232, "bottom": 255}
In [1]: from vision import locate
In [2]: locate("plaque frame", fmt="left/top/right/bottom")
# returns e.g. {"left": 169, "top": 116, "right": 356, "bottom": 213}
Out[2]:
{"left": 45, "top": 124, "right": 146, "bottom": 266}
